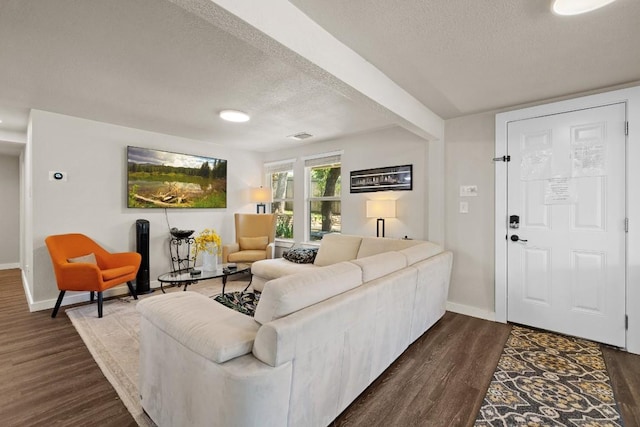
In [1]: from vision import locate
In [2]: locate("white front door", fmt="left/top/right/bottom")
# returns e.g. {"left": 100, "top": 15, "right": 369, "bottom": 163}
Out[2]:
{"left": 507, "top": 103, "right": 626, "bottom": 347}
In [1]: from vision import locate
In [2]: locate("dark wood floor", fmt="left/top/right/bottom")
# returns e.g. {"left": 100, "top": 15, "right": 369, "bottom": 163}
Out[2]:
{"left": 1, "top": 268, "right": 639, "bottom": 426}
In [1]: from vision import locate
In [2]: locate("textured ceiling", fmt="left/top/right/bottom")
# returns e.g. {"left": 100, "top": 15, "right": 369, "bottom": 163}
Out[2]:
{"left": 0, "top": 0, "right": 639, "bottom": 155}
{"left": 290, "top": 0, "right": 640, "bottom": 119}
{"left": 0, "top": 0, "right": 393, "bottom": 152}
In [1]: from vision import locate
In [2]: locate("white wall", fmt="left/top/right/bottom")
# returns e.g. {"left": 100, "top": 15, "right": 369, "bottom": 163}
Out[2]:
{"left": 444, "top": 112, "right": 496, "bottom": 320}
{"left": 26, "top": 110, "right": 262, "bottom": 309}
{"left": 263, "top": 126, "right": 429, "bottom": 242}
{"left": 0, "top": 154, "right": 20, "bottom": 268}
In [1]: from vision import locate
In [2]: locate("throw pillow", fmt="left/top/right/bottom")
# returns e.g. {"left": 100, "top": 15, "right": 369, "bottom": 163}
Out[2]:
{"left": 239, "top": 236, "right": 268, "bottom": 250}
{"left": 283, "top": 248, "right": 318, "bottom": 264}
{"left": 67, "top": 253, "right": 97, "bottom": 264}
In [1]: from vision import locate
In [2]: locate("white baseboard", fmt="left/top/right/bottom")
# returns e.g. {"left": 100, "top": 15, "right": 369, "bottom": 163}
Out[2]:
{"left": 28, "top": 280, "right": 162, "bottom": 313}
{"left": 0, "top": 262, "right": 20, "bottom": 270}
{"left": 22, "top": 269, "right": 34, "bottom": 309}
{"left": 446, "top": 301, "right": 496, "bottom": 322}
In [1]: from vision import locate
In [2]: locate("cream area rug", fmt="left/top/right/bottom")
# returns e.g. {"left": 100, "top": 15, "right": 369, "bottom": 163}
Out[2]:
{"left": 65, "top": 277, "right": 251, "bottom": 427}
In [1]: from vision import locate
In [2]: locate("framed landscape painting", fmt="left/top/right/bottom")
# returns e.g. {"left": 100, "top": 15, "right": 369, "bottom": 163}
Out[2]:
{"left": 127, "top": 146, "right": 227, "bottom": 208}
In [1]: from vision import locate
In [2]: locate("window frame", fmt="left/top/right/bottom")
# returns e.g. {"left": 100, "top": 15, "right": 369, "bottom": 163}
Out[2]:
{"left": 304, "top": 152, "right": 342, "bottom": 242}
{"left": 265, "top": 159, "right": 295, "bottom": 241}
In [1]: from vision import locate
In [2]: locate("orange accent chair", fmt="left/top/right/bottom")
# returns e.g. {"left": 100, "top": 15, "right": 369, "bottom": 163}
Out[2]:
{"left": 45, "top": 233, "right": 141, "bottom": 318}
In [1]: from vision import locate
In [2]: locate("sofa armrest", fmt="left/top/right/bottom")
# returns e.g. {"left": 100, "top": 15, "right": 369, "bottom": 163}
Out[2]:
{"left": 222, "top": 243, "right": 240, "bottom": 263}
{"left": 137, "top": 292, "right": 260, "bottom": 363}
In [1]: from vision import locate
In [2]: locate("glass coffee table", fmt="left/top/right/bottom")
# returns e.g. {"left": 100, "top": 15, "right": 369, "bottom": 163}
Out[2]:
{"left": 157, "top": 263, "right": 252, "bottom": 295}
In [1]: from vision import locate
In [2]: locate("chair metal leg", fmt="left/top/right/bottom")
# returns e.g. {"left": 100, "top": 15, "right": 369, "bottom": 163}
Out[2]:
{"left": 126, "top": 281, "right": 138, "bottom": 300}
{"left": 51, "top": 291, "right": 66, "bottom": 318}
{"left": 98, "top": 292, "right": 103, "bottom": 318}
{"left": 90, "top": 291, "right": 95, "bottom": 302}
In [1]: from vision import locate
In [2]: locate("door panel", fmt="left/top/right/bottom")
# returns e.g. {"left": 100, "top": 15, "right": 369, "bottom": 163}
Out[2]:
{"left": 571, "top": 250, "right": 605, "bottom": 313}
{"left": 573, "top": 177, "right": 605, "bottom": 230}
{"left": 523, "top": 181, "right": 550, "bottom": 228}
{"left": 507, "top": 103, "right": 626, "bottom": 347}
{"left": 522, "top": 247, "right": 551, "bottom": 304}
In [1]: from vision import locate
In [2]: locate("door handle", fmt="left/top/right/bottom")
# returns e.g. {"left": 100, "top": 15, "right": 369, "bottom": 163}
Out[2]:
{"left": 510, "top": 235, "right": 528, "bottom": 243}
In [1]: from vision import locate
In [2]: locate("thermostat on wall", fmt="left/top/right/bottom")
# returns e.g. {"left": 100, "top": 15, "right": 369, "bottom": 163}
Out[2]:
{"left": 49, "top": 171, "right": 67, "bottom": 181}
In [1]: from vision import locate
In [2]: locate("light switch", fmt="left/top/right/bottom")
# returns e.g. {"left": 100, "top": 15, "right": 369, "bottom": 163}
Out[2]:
{"left": 459, "top": 201, "right": 469, "bottom": 214}
{"left": 460, "top": 185, "right": 478, "bottom": 197}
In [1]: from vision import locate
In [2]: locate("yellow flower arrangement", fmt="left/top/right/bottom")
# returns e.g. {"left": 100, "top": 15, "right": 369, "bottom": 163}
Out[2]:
{"left": 192, "top": 228, "right": 222, "bottom": 256}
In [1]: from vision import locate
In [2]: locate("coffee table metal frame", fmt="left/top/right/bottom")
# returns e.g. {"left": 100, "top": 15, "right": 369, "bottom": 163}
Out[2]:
{"left": 157, "top": 263, "right": 252, "bottom": 295}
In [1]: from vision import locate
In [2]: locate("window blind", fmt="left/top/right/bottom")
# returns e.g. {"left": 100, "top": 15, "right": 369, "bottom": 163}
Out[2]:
{"left": 264, "top": 159, "right": 295, "bottom": 174}
{"left": 303, "top": 152, "right": 342, "bottom": 168}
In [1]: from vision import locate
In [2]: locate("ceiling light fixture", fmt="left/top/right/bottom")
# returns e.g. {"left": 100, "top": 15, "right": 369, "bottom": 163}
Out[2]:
{"left": 551, "top": 0, "right": 618, "bottom": 15}
{"left": 219, "top": 110, "right": 250, "bottom": 123}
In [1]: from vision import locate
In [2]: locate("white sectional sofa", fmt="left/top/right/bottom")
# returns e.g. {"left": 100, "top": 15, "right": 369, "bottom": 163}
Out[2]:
{"left": 137, "top": 234, "right": 453, "bottom": 427}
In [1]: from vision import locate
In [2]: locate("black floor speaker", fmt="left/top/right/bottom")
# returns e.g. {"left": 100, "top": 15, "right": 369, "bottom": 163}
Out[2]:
{"left": 135, "top": 219, "right": 153, "bottom": 294}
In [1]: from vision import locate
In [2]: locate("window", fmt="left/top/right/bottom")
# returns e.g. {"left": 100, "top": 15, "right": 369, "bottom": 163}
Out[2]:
{"left": 305, "top": 153, "right": 341, "bottom": 241}
{"left": 266, "top": 160, "right": 294, "bottom": 239}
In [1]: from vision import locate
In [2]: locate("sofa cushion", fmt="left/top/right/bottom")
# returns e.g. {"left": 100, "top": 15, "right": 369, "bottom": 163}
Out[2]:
{"left": 399, "top": 242, "right": 444, "bottom": 265}
{"left": 137, "top": 292, "right": 259, "bottom": 363}
{"left": 351, "top": 252, "right": 407, "bottom": 282}
{"left": 239, "top": 236, "right": 268, "bottom": 250}
{"left": 356, "top": 237, "right": 423, "bottom": 259}
{"left": 254, "top": 261, "right": 363, "bottom": 325}
{"left": 283, "top": 247, "right": 318, "bottom": 264}
{"left": 250, "top": 258, "right": 317, "bottom": 282}
{"left": 313, "top": 234, "right": 363, "bottom": 266}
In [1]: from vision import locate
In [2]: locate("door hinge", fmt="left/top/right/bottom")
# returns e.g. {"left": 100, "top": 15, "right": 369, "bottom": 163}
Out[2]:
{"left": 625, "top": 315, "right": 629, "bottom": 330}
{"left": 625, "top": 121, "right": 629, "bottom": 136}
{"left": 625, "top": 217, "right": 629, "bottom": 233}
{"left": 492, "top": 155, "right": 511, "bottom": 162}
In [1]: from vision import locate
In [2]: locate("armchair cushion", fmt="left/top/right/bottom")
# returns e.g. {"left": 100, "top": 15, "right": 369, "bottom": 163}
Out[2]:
{"left": 239, "top": 236, "right": 268, "bottom": 250}
{"left": 228, "top": 250, "right": 269, "bottom": 263}
{"left": 68, "top": 253, "right": 97, "bottom": 264}
{"left": 101, "top": 265, "right": 137, "bottom": 281}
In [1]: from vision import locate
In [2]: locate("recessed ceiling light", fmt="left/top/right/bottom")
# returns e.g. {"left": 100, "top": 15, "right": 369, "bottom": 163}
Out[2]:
{"left": 287, "top": 132, "right": 314, "bottom": 141}
{"left": 0, "top": 119, "right": 3, "bottom": 124}
{"left": 219, "top": 110, "right": 250, "bottom": 123}
{"left": 552, "top": 0, "right": 618, "bottom": 15}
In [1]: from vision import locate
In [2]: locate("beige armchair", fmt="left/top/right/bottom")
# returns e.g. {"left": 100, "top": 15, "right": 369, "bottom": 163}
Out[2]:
{"left": 222, "top": 213, "right": 277, "bottom": 264}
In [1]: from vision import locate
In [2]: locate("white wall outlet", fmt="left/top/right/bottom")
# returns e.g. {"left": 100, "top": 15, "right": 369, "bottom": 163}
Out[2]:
{"left": 459, "top": 201, "right": 469, "bottom": 214}
{"left": 49, "top": 171, "right": 67, "bottom": 181}
{"left": 459, "top": 185, "right": 478, "bottom": 197}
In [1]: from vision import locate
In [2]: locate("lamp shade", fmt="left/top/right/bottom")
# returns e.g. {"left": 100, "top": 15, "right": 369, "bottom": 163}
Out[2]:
{"left": 250, "top": 186, "right": 272, "bottom": 203}
{"left": 366, "top": 200, "right": 396, "bottom": 218}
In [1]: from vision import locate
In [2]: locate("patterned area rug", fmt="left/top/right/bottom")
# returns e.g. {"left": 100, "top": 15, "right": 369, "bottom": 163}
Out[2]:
{"left": 213, "top": 291, "right": 261, "bottom": 316}
{"left": 475, "top": 326, "right": 623, "bottom": 426}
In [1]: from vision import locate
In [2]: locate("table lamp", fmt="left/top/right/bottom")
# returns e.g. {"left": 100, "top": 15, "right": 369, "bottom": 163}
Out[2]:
{"left": 366, "top": 199, "right": 396, "bottom": 237}
{"left": 250, "top": 186, "right": 272, "bottom": 213}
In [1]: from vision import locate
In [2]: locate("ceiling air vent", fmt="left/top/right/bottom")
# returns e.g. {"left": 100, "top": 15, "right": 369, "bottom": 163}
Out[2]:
{"left": 288, "top": 132, "right": 313, "bottom": 141}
